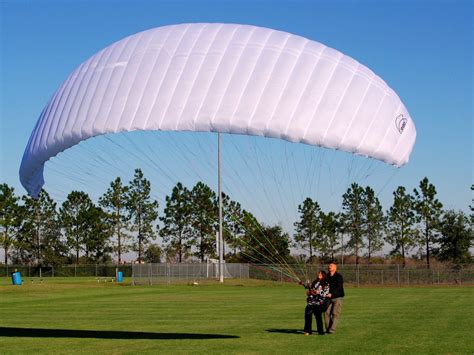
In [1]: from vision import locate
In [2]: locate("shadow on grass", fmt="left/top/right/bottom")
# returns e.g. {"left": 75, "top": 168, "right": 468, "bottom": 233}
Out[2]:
{"left": 266, "top": 329, "right": 304, "bottom": 335}
{"left": 0, "top": 327, "right": 239, "bottom": 340}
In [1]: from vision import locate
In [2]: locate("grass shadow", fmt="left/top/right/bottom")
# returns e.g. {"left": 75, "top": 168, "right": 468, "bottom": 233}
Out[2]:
{"left": 0, "top": 327, "right": 239, "bottom": 340}
{"left": 266, "top": 328, "right": 304, "bottom": 335}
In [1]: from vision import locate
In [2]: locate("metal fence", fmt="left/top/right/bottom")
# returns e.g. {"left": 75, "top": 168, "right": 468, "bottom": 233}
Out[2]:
{"left": 1, "top": 263, "right": 473, "bottom": 286}
{"left": 0, "top": 264, "right": 132, "bottom": 278}
{"left": 131, "top": 263, "right": 250, "bottom": 285}
{"left": 132, "top": 263, "right": 474, "bottom": 286}
{"left": 251, "top": 264, "right": 474, "bottom": 286}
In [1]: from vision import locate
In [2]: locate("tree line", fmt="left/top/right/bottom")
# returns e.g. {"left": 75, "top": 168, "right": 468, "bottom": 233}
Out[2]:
{"left": 1, "top": 170, "right": 472, "bottom": 267}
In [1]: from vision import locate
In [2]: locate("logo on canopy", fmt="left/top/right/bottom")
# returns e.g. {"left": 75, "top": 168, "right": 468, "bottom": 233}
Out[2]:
{"left": 395, "top": 114, "right": 407, "bottom": 134}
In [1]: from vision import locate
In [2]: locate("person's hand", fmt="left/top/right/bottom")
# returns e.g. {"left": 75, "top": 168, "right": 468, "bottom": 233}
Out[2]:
{"left": 311, "top": 289, "right": 318, "bottom": 295}
{"left": 306, "top": 290, "right": 311, "bottom": 296}
{"left": 327, "top": 293, "right": 332, "bottom": 298}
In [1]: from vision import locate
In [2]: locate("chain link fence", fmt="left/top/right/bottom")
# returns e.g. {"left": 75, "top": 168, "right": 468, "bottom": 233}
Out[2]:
{"left": 251, "top": 264, "right": 474, "bottom": 286}
{"left": 1, "top": 263, "right": 473, "bottom": 286}
{"left": 0, "top": 264, "right": 132, "bottom": 278}
{"left": 131, "top": 263, "right": 249, "bottom": 285}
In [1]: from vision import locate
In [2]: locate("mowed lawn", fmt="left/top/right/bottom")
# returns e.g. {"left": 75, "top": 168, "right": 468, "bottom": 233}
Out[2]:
{"left": 0, "top": 277, "right": 473, "bottom": 354}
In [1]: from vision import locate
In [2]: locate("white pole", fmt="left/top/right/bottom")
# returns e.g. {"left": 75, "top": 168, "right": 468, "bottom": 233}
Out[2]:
{"left": 218, "top": 133, "right": 224, "bottom": 283}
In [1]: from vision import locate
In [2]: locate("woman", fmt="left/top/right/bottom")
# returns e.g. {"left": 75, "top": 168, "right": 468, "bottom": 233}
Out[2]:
{"left": 302, "top": 270, "right": 330, "bottom": 335}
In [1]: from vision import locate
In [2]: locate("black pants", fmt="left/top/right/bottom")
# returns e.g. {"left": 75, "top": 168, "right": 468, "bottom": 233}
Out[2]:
{"left": 304, "top": 304, "right": 324, "bottom": 334}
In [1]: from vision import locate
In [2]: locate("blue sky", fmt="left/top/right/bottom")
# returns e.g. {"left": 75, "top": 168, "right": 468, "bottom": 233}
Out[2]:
{"left": 1, "top": 0, "right": 472, "bottom": 227}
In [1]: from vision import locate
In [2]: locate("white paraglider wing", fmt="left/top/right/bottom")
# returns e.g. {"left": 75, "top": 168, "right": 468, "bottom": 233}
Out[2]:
{"left": 20, "top": 23, "right": 416, "bottom": 197}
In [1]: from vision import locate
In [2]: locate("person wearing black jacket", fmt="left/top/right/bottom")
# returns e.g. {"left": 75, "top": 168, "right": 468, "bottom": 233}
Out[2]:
{"left": 325, "top": 262, "right": 345, "bottom": 334}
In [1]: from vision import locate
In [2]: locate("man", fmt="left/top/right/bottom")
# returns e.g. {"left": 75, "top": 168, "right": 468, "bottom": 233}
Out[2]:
{"left": 325, "top": 262, "right": 344, "bottom": 334}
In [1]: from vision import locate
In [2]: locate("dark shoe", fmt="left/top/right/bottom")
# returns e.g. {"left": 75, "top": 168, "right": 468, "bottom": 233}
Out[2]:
{"left": 318, "top": 332, "right": 325, "bottom": 335}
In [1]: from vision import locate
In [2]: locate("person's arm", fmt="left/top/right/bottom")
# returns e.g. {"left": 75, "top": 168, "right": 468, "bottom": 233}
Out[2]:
{"left": 308, "top": 280, "right": 317, "bottom": 295}
{"left": 299, "top": 280, "right": 312, "bottom": 289}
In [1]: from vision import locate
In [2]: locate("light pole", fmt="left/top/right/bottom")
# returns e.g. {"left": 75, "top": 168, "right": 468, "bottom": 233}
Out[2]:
{"left": 218, "top": 133, "right": 224, "bottom": 283}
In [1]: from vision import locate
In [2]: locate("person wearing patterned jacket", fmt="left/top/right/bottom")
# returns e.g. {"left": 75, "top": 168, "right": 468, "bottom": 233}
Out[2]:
{"left": 301, "top": 270, "right": 330, "bottom": 335}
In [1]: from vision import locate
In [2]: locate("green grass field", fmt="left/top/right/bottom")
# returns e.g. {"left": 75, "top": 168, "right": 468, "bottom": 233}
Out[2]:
{"left": 0, "top": 277, "right": 473, "bottom": 354}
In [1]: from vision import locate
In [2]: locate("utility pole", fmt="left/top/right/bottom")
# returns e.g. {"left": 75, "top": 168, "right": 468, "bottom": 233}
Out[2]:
{"left": 218, "top": 133, "right": 224, "bottom": 283}
{"left": 36, "top": 205, "right": 42, "bottom": 278}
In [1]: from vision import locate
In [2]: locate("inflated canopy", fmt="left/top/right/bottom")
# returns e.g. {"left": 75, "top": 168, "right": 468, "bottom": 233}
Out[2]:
{"left": 20, "top": 23, "right": 416, "bottom": 198}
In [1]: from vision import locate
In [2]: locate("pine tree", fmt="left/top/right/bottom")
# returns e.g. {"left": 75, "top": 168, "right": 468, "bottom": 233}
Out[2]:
{"left": 386, "top": 186, "right": 418, "bottom": 266}
{"left": 261, "top": 225, "right": 291, "bottom": 263}
{"left": 223, "top": 196, "right": 245, "bottom": 255}
{"left": 238, "top": 210, "right": 265, "bottom": 262}
{"left": 60, "top": 191, "right": 94, "bottom": 264}
{"left": 363, "top": 186, "right": 385, "bottom": 263}
{"left": 0, "top": 184, "right": 22, "bottom": 265}
{"left": 436, "top": 210, "right": 472, "bottom": 264}
{"left": 160, "top": 182, "right": 192, "bottom": 263}
{"left": 190, "top": 182, "right": 217, "bottom": 262}
{"left": 469, "top": 185, "right": 473, "bottom": 228}
{"left": 320, "top": 211, "right": 341, "bottom": 262}
{"left": 144, "top": 244, "right": 163, "bottom": 263}
{"left": 294, "top": 197, "right": 322, "bottom": 260}
{"left": 413, "top": 177, "right": 443, "bottom": 268}
{"left": 341, "top": 183, "right": 365, "bottom": 264}
{"left": 20, "top": 189, "right": 65, "bottom": 265}
{"left": 242, "top": 223, "right": 290, "bottom": 264}
{"left": 82, "top": 205, "right": 113, "bottom": 263}
{"left": 99, "top": 177, "right": 130, "bottom": 264}
{"left": 126, "top": 169, "right": 159, "bottom": 262}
